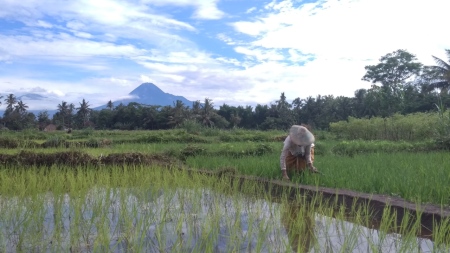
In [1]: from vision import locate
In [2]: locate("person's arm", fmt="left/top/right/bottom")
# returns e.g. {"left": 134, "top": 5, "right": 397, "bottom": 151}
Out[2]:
{"left": 304, "top": 144, "right": 312, "bottom": 164}
{"left": 305, "top": 144, "right": 317, "bottom": 171}
{"left": 280, "top": 136, "right": 290, "bottom": 180}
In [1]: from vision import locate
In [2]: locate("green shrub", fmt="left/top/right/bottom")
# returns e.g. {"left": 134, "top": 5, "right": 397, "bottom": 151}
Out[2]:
{"left": 85, "top": 138, "right": 100, "bottom": 148}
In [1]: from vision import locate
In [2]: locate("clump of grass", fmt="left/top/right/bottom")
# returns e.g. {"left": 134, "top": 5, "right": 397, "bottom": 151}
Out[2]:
{"left": 0, "top": 136, "right": 19, "bottom": 148}
{"left": 41, "top": 135, "right": 67, "bottom": 148}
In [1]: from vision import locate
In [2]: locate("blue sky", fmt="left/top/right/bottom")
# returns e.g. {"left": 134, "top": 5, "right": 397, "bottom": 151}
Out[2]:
{"left": 0, "top": 0, "right": 449, "bottom": 110}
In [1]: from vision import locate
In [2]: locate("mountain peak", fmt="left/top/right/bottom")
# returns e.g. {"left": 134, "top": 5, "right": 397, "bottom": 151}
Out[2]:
{"left": 129, "top": 83, "right": 164, "bottom": 96}
{"left": 94, "top": 82, "right": 195, "bottom": 110}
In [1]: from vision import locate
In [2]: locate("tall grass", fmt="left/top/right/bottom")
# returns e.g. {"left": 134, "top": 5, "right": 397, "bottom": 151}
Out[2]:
{"left": 330, "top": 113, "right": 438, "bottom": 141}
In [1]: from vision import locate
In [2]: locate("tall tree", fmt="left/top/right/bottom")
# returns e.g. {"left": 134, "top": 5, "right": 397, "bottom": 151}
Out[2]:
{"left": 15, "top": 100, "right": 28, "bottom": 115}
{"left": 168, "top": 100, "right": 188, "bottom": 127}
{"left": 57, "top": 101, "right": 69, "bottom": 127}
{"left": 275, "top": 92, "right": 294, "bottom": 129}
{"left": 68, "top": 103, "right": 75, "bottom": 128}
{"left": 107, "top": 100, "right": 114, "bottom": 110}
{"left": 199, "top": 98, "right": 215, "bottom": 127}
{"left": 76, "top": 99, "right": 92, "bottom": 127}
{"left": 362, "top": 49, "right": 422, "bottom": 117}
{"left": 422, "top": 49, "right": 450, "bottom": 94}
{"left": 4, "top": 94, "right": 17, "bottom": 114}
{"left": 37, "top": 111, "right": 51, "bottom": 130}
{"left": 190, "top": 100, "right": 202, "bottom": 122}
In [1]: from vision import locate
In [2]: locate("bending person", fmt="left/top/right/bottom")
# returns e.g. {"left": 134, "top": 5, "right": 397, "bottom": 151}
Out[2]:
{"left": 280, "top": 125, "right": 319, "bottom": 180}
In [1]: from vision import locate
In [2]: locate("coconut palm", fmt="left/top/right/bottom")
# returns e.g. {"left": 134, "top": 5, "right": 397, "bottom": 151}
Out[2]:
{"left": 15, "top": 100, "right": 28, "bottom": 114}
{"left": 168, "top": 100, "right": 188, "bottom": 127}
{"left": 199, "top": 98, "right": 215, "bottom": 127}
{"left": 68, "top": 103, "right": 75, "bottom": 128}
{"left": 4, "top": 94, "right": 17, "bottom": 113}
{"left": 423, "top": 49, "right": 450, "bottom": 94}
{"left": 76, "top": 99, "right": 91, "bottom": 126}
{"left": 57, "top": 101, "right": 69, "bottom": 127}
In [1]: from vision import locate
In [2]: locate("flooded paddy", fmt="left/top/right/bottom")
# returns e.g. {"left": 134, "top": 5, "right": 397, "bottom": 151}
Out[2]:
{"left": 0, "top": 186, "right": 441, "bottom": 253}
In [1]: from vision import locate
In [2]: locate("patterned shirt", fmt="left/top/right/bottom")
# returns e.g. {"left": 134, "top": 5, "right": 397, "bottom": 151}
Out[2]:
{"left": 280, "top": 135, "right": 314, "bottom": 170}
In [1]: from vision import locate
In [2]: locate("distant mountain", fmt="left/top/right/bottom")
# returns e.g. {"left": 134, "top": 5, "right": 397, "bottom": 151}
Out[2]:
{"left": 94, "top": 83, "right": 196, "bottom": 110}
{"left": 0, "top": 83, "right": 195, "bottom": 117}
{"left": 0, "top": 93, "right": 59, "bottom": 116}
{"left": 17, "top": 94, "right": 48, "bottom": 100}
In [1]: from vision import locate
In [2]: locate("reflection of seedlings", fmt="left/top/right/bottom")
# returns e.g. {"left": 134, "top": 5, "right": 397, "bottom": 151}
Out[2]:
{"left": 0, "top": 166, "right": 448, "bottom": 252}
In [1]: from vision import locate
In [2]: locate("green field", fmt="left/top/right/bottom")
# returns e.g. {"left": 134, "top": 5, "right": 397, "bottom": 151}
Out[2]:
{"left": 1, "top": 128, "right": 450, "bottom": 252}
{"left": 1, "top": 128, "right": 449, "bottom": 206}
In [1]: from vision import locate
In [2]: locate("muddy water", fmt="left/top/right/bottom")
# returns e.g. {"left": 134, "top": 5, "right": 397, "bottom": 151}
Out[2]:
{"left": 0, "top": 187, "right": 439, "bottom": 253}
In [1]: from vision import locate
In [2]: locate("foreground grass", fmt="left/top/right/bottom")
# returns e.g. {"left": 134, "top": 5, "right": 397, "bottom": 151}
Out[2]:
{"left": 1, "top": 165, "right": 449, "bottom": 252}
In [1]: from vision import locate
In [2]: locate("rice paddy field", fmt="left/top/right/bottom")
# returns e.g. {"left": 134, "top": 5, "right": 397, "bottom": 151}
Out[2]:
{"left": 1, "top": 128, "right": 450, "bottom": 252}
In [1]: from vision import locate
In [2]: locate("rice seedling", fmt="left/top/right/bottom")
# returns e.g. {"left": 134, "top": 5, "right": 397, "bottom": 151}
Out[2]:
{"left": 0, "top": 164, "right": 449, "bottom": 252}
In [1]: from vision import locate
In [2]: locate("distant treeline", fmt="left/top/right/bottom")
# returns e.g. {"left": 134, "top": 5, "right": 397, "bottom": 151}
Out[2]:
{"left": 0, "top": 49, "right": 449, "bottom": 135}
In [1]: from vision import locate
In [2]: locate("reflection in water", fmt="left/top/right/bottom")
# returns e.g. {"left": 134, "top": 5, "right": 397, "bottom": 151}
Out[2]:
{"left": 281, "top": 202, "right": 315, "bottom": 252}
{"left": 280, "top": 200, "right": 438, "bottom": 253}
{"left": 0, "top": 187, "right": 441, "bottom": 252}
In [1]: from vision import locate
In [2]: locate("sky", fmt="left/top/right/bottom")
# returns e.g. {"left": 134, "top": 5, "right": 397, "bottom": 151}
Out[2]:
{"left": 0, "top": 0, "right": 449, "bottom": 111}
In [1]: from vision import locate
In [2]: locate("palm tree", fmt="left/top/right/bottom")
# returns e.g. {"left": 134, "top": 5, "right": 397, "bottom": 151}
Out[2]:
{"left": 199, "top": 98, "right": 215, "bottom": 127}
{"left": 423, "top": 49, "right": 450, "bottom": 94}
{"left": 4, "top": 94, "right": 17, "bottom": 114}
{"left": 0, "top": 94, "right": 3, "bottom": 107}
{"left": 57, "top": 101, "right": 69, "bottom": 127}
{"left": 168, "top": 100, "right": 188, "bottom": 127}
{"left": 15, "top": 100, "right": 28, "bottom": 114}
{"left": 190, "top": 100, "right": 202, "bottom": 120}
{"left": 68, "top": 103, "right": 75, "bottom": 128}
{"left": 76, "top": 99, "right": 91, "bottom": 126}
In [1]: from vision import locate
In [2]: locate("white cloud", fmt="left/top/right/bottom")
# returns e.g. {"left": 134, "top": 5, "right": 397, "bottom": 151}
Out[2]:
{"left": 246, "top": 7, "right": 257, "bottom": 14}
{"left": 235, "top": 0, "right": 449, "bottom": 61}
{"left": 73, "top": 31, "right": 92, "bottom": 39}
{"left": 143, "top": 0, "right": 225, "bottom": 20}
{"left": 1, "top": 0, "right": 449, "bottom": 112}
{"left": 232, "top": 21, "right": 266, "bottom": 36}
{"left": 234, "top": 46, "right": 285, "bottom": 62}
{"left": 36, "top": 20, "right": 53, "bottom": 28}
{"left": 0, "top": 33, "right": 147, "bottom": 61}
{"left": 227, "top": 0, "right": 450, "bottom": 104}
{"left": 216, "top": 33, "right": 236, "bottom": 45}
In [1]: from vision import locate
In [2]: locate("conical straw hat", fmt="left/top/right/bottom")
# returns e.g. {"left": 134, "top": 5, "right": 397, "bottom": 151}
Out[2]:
{"left": 289, "top": 125, "right": 315, "bottom": 146}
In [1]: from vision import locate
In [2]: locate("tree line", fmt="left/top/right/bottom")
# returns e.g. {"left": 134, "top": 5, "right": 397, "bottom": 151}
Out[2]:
{"left": 0, "top": 49, "right": 449, "bottom": 131}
